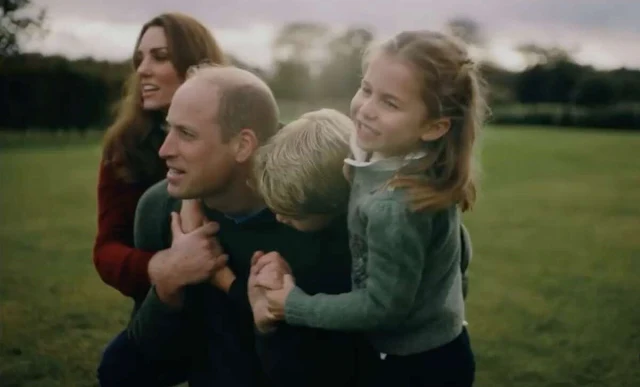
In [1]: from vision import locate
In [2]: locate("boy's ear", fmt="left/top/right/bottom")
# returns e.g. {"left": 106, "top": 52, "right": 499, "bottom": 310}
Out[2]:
{"left": 420, "top": 118, "right": 451, "bottom": 142}
{"left": 233, "top": 129, "right": 259, "bottom": 163}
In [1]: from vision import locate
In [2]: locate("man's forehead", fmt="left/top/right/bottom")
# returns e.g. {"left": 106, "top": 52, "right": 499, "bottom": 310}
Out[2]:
{"left": 178, "top": 77, "right": 222, "bottom": 100}
{"left": 168, "top": 80, "right": 221, "bottom": 123}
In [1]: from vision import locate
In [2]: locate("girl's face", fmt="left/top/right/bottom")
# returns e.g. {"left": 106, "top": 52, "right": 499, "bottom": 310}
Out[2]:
{"left": 135, "top": 26, "right": 182, "bottom": 111}
{"left": 350, "top": 52, "right": 437, "bottom": 158}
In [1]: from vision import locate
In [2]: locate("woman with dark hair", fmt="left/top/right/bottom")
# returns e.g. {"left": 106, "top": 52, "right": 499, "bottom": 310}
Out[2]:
{"left": 93, "top": 12, "right": 226, "bottom": 386}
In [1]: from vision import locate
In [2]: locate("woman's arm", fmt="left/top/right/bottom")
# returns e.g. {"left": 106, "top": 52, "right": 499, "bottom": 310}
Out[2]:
{"left": 92, "top": 160, "right": 155, "bottom": 299}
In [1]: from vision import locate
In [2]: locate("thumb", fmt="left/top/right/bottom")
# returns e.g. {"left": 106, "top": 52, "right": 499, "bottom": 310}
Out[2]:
{"left": 214, "top": 254, "right": 228, "bottom": 269}
{"left": 250, "top": 250, "right": 265, "bottom": 266}
{"left": 170, "top": 212, "right": 183, "bottom": 237}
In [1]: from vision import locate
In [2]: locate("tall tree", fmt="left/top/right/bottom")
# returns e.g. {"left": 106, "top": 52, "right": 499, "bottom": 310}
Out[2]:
{"left": 446, "top": 17, "right": 485, "bottom": 48}
{"left": 270, "top": 22, "right": 329, "bottom": 99}
{"left": 318, "top": 27, "right": 374, "bottom": 99}
{"left": 272, "top": 22, "right": 329, "bottom": 67}
{"left": 516, "top": 43, "right": 573, "bottom": 68}
{"left": 1, "top": 0, "right": 47, "bottom": 57}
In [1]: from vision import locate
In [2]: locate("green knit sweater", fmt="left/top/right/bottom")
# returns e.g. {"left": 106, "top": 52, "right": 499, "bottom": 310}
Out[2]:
{"left": 285, "top": 156, "right": 466, "bottom": 356}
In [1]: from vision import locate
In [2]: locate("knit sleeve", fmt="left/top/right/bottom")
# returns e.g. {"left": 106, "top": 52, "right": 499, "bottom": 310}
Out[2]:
{"left": 92, "top": 160, "right": 155, "bottom": 299}
{"left": 133, "top": 179, "right": 173, "bottom": 252}
{"left": 284, "top": 197, "right": 431, "bottom": 331}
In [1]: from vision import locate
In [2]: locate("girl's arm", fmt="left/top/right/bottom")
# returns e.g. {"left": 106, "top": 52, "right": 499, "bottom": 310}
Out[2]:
{"left": 273, "top": 198, "right": 431, "bottom": 331}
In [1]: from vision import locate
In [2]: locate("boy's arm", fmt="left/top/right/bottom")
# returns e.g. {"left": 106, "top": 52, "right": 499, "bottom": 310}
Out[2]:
{"left": 284, "top": 198, "right": 431, "bottom": 331}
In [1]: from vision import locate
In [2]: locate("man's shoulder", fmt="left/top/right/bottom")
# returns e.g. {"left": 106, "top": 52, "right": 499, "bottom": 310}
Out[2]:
{"left": 135, "top": 179, "right": 181, "bottom": 229}
{"left": 134, "top": 179, "right": 179, "bottom": 250}
{"left": 138, "top": 179, "right": 180, "bottom": 212}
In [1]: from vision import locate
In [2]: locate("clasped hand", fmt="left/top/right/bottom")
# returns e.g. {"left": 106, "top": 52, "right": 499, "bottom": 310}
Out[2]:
{"left": 247, "top": 251, "right": 296, "bottom": 332}
{"left": 149, "top": 199, "right": 235, "bottom": 296}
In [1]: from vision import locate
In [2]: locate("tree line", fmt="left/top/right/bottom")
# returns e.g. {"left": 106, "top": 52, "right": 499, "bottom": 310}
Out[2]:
{"left": 2, "top": 7, "right": 639, "bottom": 131}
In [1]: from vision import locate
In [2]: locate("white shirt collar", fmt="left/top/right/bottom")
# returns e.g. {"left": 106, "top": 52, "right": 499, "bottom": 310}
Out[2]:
{"left": 344, "top": 130, "right": 426, "bottom": 168}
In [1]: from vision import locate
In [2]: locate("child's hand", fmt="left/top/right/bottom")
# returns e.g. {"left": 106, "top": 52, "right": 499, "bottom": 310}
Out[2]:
{"left": 248, "top": 252, "right": 280, "bottom": 333}
{"left": 250, "top": 251, "right": 292, "bottom": 280}
{"left": 263, "top": 274, "right": 295, "bottom": 321}
{"left": 251, "top": 291, "right": 277, "bottom": 333}
{"left": 254, "top": 262, "right": 284, "bottom": 290}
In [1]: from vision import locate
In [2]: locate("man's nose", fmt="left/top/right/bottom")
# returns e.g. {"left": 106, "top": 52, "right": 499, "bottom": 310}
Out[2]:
{"left": 158, "top": 132, "right": 175, "bottom": 159}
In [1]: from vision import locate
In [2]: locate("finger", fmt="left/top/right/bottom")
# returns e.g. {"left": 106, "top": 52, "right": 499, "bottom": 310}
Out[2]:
{"left": 247, "top": 272, "right": 256, "bottom": 287}
{"left": 194, "top": 220, "right": 219, "bottom": 236}
{"left": 251, "top": 252, "right": 279, "bottom": 274}
{"left": 211, "top": 238, "right": 224, "bottom": 256}
{"left": 255, "top": 274, "right": 282, "bottom": 290}
{"left": 250, "top": 251, "right": 265, "bottom": 266}
{"left": 277, "top": 254, "right": 293, "bottom": 274}
{"left": 257, "top": 262, "right": 286, "bottom": 282}
{"left": 258, "top": 270, "right": 283, "bottom": 289}
{"left": 170, "top": 212, "right": 183, "bottom": 237}
{"left": 254, "top": 252, "right": 293, "bottom": 277}
{"left": 213, "top": 254, "right": 228, "bottom": 270}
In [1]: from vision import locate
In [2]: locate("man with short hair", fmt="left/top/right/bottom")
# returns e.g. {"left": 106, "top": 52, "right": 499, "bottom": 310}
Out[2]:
{"left": 128, "top": 65, "right": 371, "bottom": 387}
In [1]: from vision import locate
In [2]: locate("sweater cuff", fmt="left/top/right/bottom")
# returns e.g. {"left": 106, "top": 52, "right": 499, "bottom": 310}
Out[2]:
{"left": 284, "top": 286, "right": 312, "bottom": 326}
{"left": 254, "top": 324, "right": 278, "bottom": 338}
{"left": 228, "top": 277, "right": 250, "bottom": 310}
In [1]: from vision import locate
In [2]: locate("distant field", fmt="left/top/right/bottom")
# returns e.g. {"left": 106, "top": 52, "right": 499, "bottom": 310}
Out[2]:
{"left": 1, "top": 126, "right": 639, "bottom": 386}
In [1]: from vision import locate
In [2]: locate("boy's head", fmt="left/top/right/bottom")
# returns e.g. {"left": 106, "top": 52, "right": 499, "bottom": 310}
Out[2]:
{"left": 251, "top": 108, "right": 354, "bottom": 232}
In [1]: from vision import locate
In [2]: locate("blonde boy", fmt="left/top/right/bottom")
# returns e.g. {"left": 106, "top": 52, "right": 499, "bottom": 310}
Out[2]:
{"left": 252, "top": 108, "right": 354, "bottom": 232}
{"left": 252, "top": 109, "right": 472, "bottom": 301}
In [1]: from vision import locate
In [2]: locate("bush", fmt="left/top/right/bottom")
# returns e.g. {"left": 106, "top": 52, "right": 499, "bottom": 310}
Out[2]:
{"left": 490, "top": 104, "right": 640, "bottom": 130}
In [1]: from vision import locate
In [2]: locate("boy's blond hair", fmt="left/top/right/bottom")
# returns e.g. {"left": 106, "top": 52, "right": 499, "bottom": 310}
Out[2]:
{"left": 252, "top": 108, "right": 354, "bottom": 217}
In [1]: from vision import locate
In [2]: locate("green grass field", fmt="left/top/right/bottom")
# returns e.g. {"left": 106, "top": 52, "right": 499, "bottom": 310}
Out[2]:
{"left": 1, "top": 126, "right": 639, "bottom": 386}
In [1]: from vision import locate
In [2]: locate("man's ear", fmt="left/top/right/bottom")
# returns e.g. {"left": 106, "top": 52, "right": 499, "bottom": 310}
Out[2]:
{"left": 233, "top": 128, "right": 259, "bottom": 163}
{"left": 420, "top": 118, "right": 451, "bottom": 142}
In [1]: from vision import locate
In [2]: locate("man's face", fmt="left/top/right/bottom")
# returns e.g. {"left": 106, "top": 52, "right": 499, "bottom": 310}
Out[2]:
{"left": 159, "top": 79, "right": 237, "bottom": 200}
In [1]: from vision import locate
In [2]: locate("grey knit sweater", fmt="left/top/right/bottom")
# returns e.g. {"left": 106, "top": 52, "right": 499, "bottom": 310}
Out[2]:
{"left": 285, "top": 151, "right": 466, "bottom": 355}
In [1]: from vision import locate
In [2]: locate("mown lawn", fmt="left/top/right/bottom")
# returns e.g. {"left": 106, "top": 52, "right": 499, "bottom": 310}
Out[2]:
{"left": 1, "top": 126, "right": 638, "bottom": 386}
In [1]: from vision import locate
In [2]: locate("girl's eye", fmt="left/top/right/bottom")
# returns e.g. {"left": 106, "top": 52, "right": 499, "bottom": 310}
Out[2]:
{"left": 384, "top": 100, "right": 398, "bottom": 109}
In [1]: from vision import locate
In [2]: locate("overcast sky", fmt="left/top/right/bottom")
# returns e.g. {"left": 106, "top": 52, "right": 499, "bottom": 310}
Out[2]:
{"left": 25, "top": 0, "right": 640, "bottom": 70}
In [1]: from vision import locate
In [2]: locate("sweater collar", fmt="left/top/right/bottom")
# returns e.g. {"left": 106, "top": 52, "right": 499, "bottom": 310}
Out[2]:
{"left": 343, "top": 130, "right": 427, "bottom": 171}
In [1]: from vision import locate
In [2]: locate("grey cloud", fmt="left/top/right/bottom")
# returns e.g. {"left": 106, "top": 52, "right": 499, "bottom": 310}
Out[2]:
{"left": 501, "top": 0, "right": 640, "bottom": 35}
{"left": 36, "top": 0, "right": 639, "bottom": 35}
{"left": 30, "top": 0, "right": 640, "bottom": 68}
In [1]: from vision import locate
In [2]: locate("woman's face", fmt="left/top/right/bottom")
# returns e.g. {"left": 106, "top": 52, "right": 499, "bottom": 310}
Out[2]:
{"left": 134, "top": 26, "right": 182, "bottom": 110}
